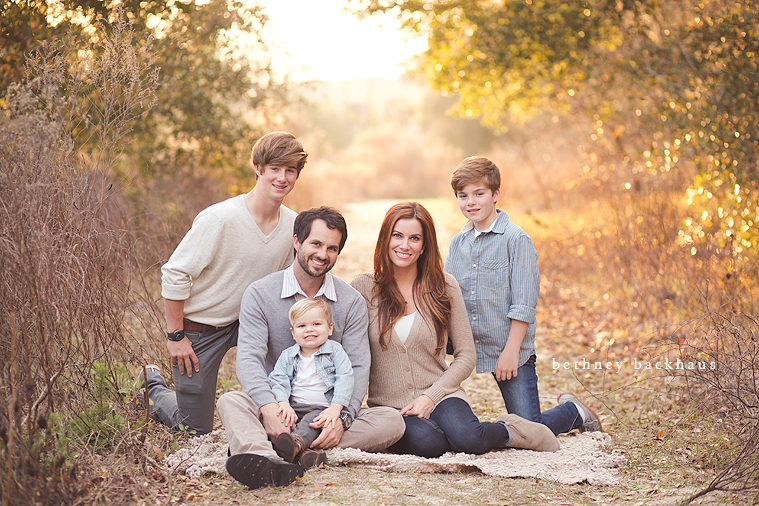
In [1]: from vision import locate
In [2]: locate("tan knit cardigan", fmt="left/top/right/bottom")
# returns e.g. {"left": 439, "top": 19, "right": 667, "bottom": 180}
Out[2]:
{"left": 350, "top": 272, "right": 476, "bottom": 410}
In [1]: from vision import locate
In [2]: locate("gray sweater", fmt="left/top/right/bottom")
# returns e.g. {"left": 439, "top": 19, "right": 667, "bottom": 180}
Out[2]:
{"left": 236, "top": 270, "right": 370, "bottom": 419}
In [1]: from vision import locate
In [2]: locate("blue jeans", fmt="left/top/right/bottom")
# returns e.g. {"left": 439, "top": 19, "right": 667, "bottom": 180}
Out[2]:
{"left": 493, "top": 354, "right": 582, "bottom": 436}
{"left": 387, "top": 397, "right": 511, "bottom": 458}
{"left": 146, "top": 321, "right": 238, "bottom": 434}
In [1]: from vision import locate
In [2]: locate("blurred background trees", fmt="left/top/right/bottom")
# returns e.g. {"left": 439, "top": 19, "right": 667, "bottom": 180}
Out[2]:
{"left": 353, "top": 0, "right": 758, "bottom": 297}
{"left": 2, "top": 0, "right": 286, "bottom": 216}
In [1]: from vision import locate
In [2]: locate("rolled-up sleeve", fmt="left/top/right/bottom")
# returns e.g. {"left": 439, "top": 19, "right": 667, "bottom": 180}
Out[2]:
{"left": 506, "top": 235, "right": 539, "bottom": 324}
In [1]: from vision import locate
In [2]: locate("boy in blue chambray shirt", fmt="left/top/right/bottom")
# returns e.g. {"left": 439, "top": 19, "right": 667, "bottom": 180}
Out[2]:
{"left": 268, "top": 297, "right": 354, "bottom": 469}
{"left": 444, "top": 156, "right": 602, "bottom": 436}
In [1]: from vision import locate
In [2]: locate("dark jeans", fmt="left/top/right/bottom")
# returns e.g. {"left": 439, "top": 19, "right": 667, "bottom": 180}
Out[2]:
{"left": 146, "top": 321, "right": 239, "bottom": 434}
{"left": 493, "top": 354, "right": 583, "bottom": 436}
{"left": 387, "top": 397, "right": 510, "bottom": 458}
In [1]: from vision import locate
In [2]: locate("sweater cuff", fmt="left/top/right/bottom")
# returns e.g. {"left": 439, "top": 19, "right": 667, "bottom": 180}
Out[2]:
{"left": 423, "top": 384, "right": 448, "bottom": 405}
{"left": 161, "top": 282, "right": 192, "bottom": 301}
{"left": 248, "top": 389, "right": 277, "bottom": 410}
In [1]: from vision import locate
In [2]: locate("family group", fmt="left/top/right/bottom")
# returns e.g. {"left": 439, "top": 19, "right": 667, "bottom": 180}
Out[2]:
{"left": 138, "top": 131, "right": 602, "bottom": 489}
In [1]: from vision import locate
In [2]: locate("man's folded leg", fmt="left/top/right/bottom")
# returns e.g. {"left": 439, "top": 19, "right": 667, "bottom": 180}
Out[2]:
{"left": 337, "top": 406, "right": 405, "bottom": 453}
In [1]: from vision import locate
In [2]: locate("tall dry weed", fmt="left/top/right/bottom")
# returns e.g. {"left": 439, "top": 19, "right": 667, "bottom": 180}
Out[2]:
{"left": 671, "top": 313, "right": 759, "bottom": 502}
{"left": 0, "top": 13, "right": 158, "bottom": 505}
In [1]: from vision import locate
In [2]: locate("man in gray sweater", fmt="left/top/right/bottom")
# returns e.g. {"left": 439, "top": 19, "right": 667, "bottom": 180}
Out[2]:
{"left": 217, "top": 207, "right": 405, "bottom": 489}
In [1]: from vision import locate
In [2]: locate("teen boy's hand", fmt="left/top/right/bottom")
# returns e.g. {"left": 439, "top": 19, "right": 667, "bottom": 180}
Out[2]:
{"left": 495, "top": 350, "right": 519, "bottom": 381}
{"left": 495, "top": 320, "right": 529, "bottom": 381}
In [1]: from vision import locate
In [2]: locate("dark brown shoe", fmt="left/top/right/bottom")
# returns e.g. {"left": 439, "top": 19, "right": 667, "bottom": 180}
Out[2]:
{"left": 273, "top": 433, "right": 304, "bottom": 463}
{"left": 299, "top": 450, "right": 327, "bottom": 470}
{"left": 226, "top": 454, "right": 303, "bottom": 489}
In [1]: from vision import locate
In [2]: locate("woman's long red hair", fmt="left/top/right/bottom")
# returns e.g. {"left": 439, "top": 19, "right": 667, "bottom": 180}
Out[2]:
{"left": 372, "top": 202, "right": 452, "bottom": 355}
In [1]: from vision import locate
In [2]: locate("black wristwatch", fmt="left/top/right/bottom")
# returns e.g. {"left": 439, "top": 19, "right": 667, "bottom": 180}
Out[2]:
{"left": 167, "top": 329, "right": 186, "bottom": 342}
{"left": 340, "top": 411, "right": 353, "bottom": 430}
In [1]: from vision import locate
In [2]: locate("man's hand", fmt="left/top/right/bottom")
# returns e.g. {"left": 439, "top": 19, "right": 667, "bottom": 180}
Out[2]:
{"left": 400, "top": 394, "right": 435, "bottom": 419}
{"left": 494, "top": 349, "right": 519, "bottom": 381}
{"left": 260, "top": 403, "right": 290, "bottom": 440}
{"left": 167, "top": 337, "right": 199, "bottom": 377}
{"left": 309, "top": 417, "right": 344, "bottom": 449}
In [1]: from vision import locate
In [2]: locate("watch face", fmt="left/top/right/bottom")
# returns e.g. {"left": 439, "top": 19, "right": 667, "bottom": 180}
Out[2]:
{"left": 168, "top": 330, "right": 184, "bottom": 341}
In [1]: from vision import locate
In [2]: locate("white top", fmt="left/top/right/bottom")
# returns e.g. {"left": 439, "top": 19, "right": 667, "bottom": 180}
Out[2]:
{"left": 394, "top": 312, "right": 416, "bottom": 344}
{"left": 290, "top": 355, "right": 329, "bottom": 407}
{"left": 161, "top": 195, "right": 296, "bottom": 326}
{"left": 473, "top": 218, "right": 497, "bottom": 238}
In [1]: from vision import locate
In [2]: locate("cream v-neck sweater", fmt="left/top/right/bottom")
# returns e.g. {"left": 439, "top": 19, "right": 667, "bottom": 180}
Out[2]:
{"left": 161, "top": 195, "right": 296, "bottom": 327}
{"left": 350, "top": 272, "right": 476, "bottom": 410}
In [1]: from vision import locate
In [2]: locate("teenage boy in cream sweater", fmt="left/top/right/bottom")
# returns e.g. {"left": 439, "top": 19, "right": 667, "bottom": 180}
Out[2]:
{"left": 142, "top": 132, "right": 307, "bottom": 435}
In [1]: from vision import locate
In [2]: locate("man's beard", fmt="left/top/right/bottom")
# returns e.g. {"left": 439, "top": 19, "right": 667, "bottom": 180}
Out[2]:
{"left": 297, "top": 249, "right": 335, "bottom": 278}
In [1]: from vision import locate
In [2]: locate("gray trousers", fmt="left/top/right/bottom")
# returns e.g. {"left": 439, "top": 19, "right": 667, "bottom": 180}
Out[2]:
{"left": 290, "top": 404, "right": 326, "bottom": 449}
{"left": 146, "top": 321, "right": 239, "bottom": 434}
{"left": 217, "top": 390, "right": 406, "bottom": 457}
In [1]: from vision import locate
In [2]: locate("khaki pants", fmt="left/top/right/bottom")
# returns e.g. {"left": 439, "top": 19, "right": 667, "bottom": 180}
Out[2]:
{"left": 217, "top": 390, "right": 405, "bottom": 457}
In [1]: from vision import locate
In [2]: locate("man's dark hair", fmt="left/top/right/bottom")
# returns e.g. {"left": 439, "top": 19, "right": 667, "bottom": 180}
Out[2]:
{"left": 294, "top": 207, "right": 348, "bottom": 253}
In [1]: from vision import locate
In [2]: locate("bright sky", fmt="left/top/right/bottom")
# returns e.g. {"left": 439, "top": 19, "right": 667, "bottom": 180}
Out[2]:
{"left": 255, "top": 0, "right": 427, "bottom": 82}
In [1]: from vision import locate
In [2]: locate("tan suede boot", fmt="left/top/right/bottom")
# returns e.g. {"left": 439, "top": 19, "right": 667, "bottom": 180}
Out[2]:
{"left": 497, "top": 413, "right": 560, "bottom": 452}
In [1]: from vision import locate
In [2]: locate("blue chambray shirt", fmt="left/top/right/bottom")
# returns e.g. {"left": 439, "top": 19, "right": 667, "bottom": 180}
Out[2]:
{"left": 444, "top": 210, "right": 540, "bottom": 373}
{"left": 268, "top": 339, "right": 354, "bottom": 408}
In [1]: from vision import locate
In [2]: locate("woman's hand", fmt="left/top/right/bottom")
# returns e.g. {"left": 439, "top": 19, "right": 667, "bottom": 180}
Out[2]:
{"left": 400, "top": 395, "right": 435, "bottom": 419}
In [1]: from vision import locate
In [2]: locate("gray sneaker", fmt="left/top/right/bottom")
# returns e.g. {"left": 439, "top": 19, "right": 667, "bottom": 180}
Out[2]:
{"left": 557, "top": 391, "right": 603, "bottom": 432}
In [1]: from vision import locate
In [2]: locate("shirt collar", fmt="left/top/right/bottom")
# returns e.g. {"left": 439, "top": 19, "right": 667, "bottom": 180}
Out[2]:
{"left": 281, "top": 265, "right": 337, "bottom": 302}
{"left": 461, "top": 209, "right": 510, "bottom": 235}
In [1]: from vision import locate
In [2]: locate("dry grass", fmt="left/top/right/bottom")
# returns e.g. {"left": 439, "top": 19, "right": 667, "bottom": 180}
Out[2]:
{"left": 113, "top": 199, "right": 748, "bottom": 506}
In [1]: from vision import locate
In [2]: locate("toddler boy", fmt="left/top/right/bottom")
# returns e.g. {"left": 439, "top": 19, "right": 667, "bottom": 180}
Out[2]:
{"left": 268, "top": 297, "right": 354, "bottom": 468}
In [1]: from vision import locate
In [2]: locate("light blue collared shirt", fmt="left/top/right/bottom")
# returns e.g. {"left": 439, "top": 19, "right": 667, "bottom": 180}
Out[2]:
{"left": 444, "top": 210, "right": 540, "bottom": 373}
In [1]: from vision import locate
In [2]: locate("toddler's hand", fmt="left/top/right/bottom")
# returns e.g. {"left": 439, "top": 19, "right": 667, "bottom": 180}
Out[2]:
{"left": 277, "top": 401, "right": 297, "bottom": 427}
{"left": 312, "top": 404, "right": 343, "bottom": 429}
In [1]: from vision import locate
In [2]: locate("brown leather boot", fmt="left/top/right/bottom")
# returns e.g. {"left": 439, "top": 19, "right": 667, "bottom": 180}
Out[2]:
{"left": 273, "top": 433, "right": 304, "bottom": 463}
{"left": 299, "top": 450, "right": 327, "bottom": 470}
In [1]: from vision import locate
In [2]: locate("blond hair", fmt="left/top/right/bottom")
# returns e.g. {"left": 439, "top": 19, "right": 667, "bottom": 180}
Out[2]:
{"left": 288, "top": 298, "right": 332, "bottom": 327}
{"left": 450, "top": 156, "right": 501, "bottom": 194}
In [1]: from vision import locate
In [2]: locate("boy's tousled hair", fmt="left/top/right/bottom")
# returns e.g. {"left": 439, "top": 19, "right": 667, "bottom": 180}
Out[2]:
{"left": 251, "top": 131, "right": 308, "bottom": 179}
{"left": 450, "top": 156, "right": 501, "bottom": 194}
{"left": 288, "top": 297, "right": 332, "bottom": 327}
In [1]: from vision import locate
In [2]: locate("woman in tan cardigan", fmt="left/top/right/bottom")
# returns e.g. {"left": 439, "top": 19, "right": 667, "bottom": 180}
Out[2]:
{"left": 350, "top": 202, "right": 558, "bottom": 457}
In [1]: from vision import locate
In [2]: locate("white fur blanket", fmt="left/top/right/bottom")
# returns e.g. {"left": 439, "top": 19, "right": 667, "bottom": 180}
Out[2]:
{"left": 163, "top": 430, "right": 624, "bottom": 486}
